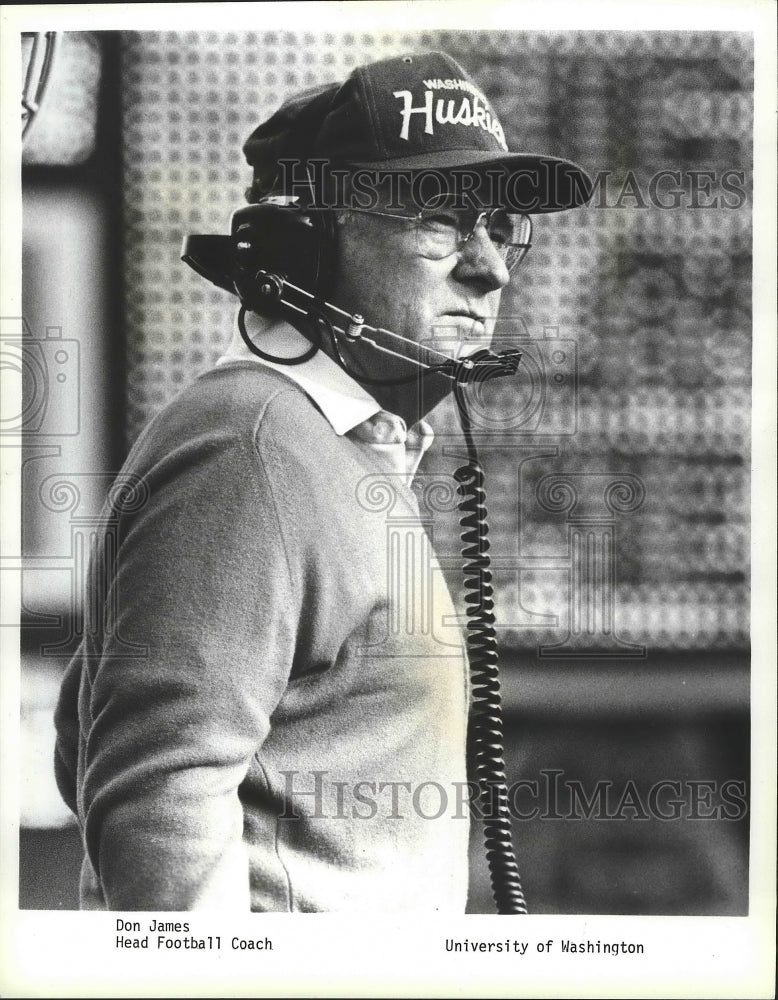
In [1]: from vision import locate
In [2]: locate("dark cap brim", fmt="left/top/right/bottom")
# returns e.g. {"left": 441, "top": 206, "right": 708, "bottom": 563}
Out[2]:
{"left": 341, "top": 150, "right": 593, "bottom": 214}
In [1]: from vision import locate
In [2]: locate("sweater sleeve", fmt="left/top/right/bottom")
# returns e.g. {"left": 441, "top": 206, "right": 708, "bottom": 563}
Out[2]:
{"left": 81, "top": 402, "right": 300, "bottom": 910}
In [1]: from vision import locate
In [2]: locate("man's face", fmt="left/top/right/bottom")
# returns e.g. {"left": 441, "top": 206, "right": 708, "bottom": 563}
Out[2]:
{"left": 329, "top": 203, "right": 512, "bottom": 382}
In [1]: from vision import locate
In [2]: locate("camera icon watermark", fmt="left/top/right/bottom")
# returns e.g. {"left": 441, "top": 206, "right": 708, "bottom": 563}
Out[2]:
{"left": 421, "top": 317, "right": 577, "bottom": 437}
{"left": 0, "top": 317, "right": 80, "bottom": 436}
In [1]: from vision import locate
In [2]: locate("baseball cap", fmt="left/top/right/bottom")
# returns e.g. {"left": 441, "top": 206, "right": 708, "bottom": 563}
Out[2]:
{"left": 243, "top": 50, "right": 593, "bottom": 213}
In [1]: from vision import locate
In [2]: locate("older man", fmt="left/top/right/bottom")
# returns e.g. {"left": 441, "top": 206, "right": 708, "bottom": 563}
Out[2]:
{"left": 54, "top": 50, "right": 590, "bottom": 912}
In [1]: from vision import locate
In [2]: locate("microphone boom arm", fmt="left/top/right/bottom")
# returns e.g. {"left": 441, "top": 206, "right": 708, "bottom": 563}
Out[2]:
{"left": 250, "top": 269, "right": 522, "bottom": 384}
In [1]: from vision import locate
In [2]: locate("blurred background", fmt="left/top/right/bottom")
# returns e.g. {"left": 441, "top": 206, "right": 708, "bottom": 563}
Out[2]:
{"left": 14, "top": 29, "right": 750, "bottom": 913}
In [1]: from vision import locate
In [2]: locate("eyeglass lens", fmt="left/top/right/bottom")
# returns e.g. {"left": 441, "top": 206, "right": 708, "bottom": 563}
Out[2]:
{"left": 415, "top": 207, "right": 532, "bottom": 270}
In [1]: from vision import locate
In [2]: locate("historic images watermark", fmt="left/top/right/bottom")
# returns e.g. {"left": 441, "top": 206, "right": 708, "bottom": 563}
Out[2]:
{"left": 275, "top": 158, "right": 749, "bottom": 212}
{"left": 277, "top": 769, "right": 748, "bottom": 823}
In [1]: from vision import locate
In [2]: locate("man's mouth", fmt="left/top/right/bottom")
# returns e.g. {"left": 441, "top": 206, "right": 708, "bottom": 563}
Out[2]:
{"left": 442, "top": 311, "right": 486, "bottom": 325}
{"left": 440, "top": 312, "right": 488, "bottom": 341}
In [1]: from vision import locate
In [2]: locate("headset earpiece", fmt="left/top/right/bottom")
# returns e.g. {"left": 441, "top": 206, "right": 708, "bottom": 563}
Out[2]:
{"left": 230, "top": 202, "right": 336, "bottom": 315}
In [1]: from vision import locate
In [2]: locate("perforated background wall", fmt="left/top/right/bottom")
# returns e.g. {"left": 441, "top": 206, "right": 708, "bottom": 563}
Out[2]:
{"left": 120, "top": 30, "right": 751, "bottom": 651}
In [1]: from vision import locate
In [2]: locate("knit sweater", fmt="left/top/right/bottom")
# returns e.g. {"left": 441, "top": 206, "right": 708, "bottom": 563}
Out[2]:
{"left": 54, "top": 360, "right": 470, "bottom": 912}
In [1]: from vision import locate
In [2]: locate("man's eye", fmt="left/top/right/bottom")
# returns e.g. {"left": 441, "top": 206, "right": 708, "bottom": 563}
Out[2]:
{"left": 489, "top": 227, "right": 510, "bottom": 246}
{"left": 419, "top": 212, "right": 460, "bottom": 233}
{"left": 487, "top": 214, "right": 513, "bottom": 245}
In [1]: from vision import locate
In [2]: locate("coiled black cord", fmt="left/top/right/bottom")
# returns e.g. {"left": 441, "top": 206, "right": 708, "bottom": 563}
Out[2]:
{"left": 454, "top": 384, "right": 528, "bottom": 915}
{"left": 240, "top": 294, "right": 528, "bottom": 911}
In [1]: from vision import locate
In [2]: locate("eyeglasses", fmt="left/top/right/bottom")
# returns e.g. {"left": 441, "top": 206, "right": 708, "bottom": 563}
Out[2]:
{"left": 341, "top": 205, "right": 533, "bottom": 273}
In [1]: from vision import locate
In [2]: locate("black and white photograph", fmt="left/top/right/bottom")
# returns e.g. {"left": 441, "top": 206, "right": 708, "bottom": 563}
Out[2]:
{"left": 1, "top": 2, "right": 775, "bottom": 997}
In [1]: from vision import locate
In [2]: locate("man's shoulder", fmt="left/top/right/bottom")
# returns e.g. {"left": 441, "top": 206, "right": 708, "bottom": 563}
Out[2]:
{"left": 188, "top": 360, "right": 316, "bottom": 427}
{"left": 117, "top": 361, "right": 342, "bottom": 489}
{"left": 139, "top": 361, "right": 327, "bottom": 449}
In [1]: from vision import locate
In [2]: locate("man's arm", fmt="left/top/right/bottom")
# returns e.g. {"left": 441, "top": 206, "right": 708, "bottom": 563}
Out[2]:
{"left": 79, "top": 410, "right": 299, "bottom": 910}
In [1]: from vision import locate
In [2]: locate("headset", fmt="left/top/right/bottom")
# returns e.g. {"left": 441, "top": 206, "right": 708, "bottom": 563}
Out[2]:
{"left": 184, "top": 201, "right": 335, "bottom": 312}
{"left": 182, "top": 200, "right": 529, "bottom": 914}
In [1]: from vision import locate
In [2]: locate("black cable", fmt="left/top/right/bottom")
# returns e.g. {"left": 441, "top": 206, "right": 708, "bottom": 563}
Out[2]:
{"left": 454, "top": 381, "right": 528, "bottom": 915}
{"left": 240, "top": 298, "right": 445, "bottom": 386}
{"left": 238, "top": 304, "right": 321, "bottom": 365}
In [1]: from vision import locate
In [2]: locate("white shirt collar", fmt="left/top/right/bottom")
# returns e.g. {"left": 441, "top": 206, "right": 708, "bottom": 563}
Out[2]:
{"left": 216, "top": 320, "right": 382, "bottom": 436}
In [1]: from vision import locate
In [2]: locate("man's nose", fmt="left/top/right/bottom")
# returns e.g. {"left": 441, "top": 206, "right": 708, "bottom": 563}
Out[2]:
{"left": 452, "top": 224, "right": 511, "bottom": 292}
